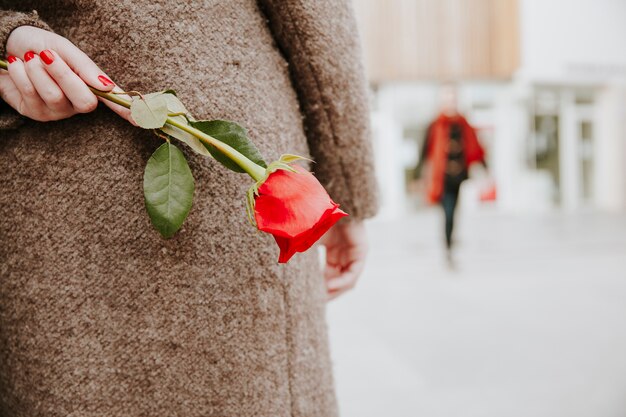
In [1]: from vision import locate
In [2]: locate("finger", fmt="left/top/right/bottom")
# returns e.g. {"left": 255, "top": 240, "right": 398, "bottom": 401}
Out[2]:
{"left": 326, "top": 271, "right": 360, "bottom": 301}
{"left": 23, "top": 50, "right": 72, "bottom": 113}
{"left": 327, "top": 284, "right": 354, "bottom": 301}
{"left": 52, "top": 38, "right": 116, "bottom": 91}
{"left": 325, "top": 244, "right": 360, "bottom": 268}
{"left": 5, "top": 55, "right": 48, "bottom": 114}
{"left": 4, "top": 25, "right": 48, "bottom": 59}
{"left": 101, "top": 96, "right": 135, "bottom": 125}
{"left": 39, "top": 49, "right": 98, "bottom": 113}
{"left": 44, "top": 37, "right": 133, "bottom": 124}
{"left": 99, "top": 85, "right": 136, "bottom": 125}
{"left": 327, "top": 289, "right": 345, "bottom": 301}
{"left": 0, "top": 72, "right": 25, "bottom": 113}
{"left": 42, "top": 44, "right": 134, "bottom": 124}
{"left": 100, "top": 96, "right": 132, "bottom": 121}
{"left": 326, "top": 271, "right": 358, "bottom": 292}
{"left": 324, "top": 263, "right": 342, "bottom": 281}
{"left": 325, "top": 257, "right": 365, "bottom": 291}
{"left": 347, "top": 257, "right": 366, "bottom": 278}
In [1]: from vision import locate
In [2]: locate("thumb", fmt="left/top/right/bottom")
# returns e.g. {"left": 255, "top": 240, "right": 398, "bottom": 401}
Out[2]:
{"left": 53, "top": 38, "right": 116, "bottom": 92}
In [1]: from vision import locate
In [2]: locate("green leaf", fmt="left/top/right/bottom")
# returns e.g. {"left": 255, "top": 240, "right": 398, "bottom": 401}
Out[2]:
{"left": 148, "top": 92, "right": 185, "bottom": 114}
{"left": 131, "top": 95, "right": 168, "bottom": 129}
{"left": 143, "top": 142, "right": 195, "bottom": 238}
{"left": 162, "top": 93, "right": 187, "bottom": 115}
{"left": 191, "top": 120, "right": 267, "bottom": 173}
{"left": 146, "top": 90, "right": 197, "bottom": 122}
{"left": 161, "top": 122, "right": 211, "bottom": 157}
{"left": 150, "top": 91, "right": 206, "bottom": 155}
{"left": 279, "top": 154, "right": 312, "bottom": 164}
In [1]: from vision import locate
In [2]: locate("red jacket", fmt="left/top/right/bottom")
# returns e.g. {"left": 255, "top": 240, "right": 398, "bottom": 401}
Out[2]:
{"left": 423, "top": 114, "right": 485, "bottom": 203}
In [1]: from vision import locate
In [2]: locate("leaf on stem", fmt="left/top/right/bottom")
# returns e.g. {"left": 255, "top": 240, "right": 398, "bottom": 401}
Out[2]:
{"left": 142, "top": 91, "right": 205, "bottom": 155}
{"left": 160, "top": 92, "right": 208, "bottom": 155}
{"left": 162, "top": 94, "right": 188, "bottom": 116}
{"left": 145, "top": 91, "right": 196, "bottom": 120}
{"left": 191, "top": 120, "right": 267, "bottom": 173}
{"left": 143, "top": 142, "right": 195, "bottom": 238}
{"left": 131, "top": 94, "right": 168, "bottom": 129}
{"left": 161, "top": 123, "right": 211, "bottom": 157}
{"left": 151, "top": 92, "right": 185, "bottom": 114}
{"left": 279, "top": 154, "right": 312, "bottom": 164}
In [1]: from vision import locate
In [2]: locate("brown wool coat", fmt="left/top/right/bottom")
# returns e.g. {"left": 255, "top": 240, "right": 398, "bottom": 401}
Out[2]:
{"left": 0, "top": 1, "right": 378, "bottom": 416}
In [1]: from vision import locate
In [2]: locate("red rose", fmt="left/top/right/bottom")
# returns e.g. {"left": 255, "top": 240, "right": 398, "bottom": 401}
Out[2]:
{"left": 254, "top": 165, "right": 348, "bottom": 263}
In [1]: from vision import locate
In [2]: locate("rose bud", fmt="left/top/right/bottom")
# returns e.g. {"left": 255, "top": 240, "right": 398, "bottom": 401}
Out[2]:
{"left": 254, "top": 164, "right": 348, "bottom": 263}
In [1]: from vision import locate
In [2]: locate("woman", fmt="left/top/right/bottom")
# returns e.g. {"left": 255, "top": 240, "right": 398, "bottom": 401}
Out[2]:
{"left": 416, "top": 85, "right": 486, "bottom": 261}
{"left": 0, "top": 1, "right": 378, "bottom": 416}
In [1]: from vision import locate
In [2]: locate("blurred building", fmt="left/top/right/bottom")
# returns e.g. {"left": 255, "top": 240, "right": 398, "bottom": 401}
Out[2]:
{"left": 353, "top": 0, "right": 626, "bottom": 218}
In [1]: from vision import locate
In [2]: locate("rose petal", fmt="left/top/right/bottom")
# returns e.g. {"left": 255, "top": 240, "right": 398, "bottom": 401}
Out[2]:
{"left": 254, "top": 164, "right": 348, "bottom": 263}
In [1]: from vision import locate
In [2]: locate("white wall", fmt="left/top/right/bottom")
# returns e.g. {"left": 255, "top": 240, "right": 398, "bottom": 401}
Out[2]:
{"left": 519, "top": 0, "right": 626, "bottom": 83}
{"left": 519, "top": 0, "right": 626, "bottom": 211}
{"left": 593, "top": 84, "right": 626, "bottom": 211}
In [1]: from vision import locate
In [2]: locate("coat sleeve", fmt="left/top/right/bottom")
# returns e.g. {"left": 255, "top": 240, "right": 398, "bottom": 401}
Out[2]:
{"left": 258, "top": 0, "right": 379, "bottom": 220}
{"left": 0, "top": 8, "right": 52, "bottom": 130}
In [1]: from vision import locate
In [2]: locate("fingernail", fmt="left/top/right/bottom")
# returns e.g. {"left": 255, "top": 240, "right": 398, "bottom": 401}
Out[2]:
{"left": 40, "top": 49, "right": 54, "bottom": 65}
{"left": 7, "top": 56, "right": 17, "bottom": 64}
{"left": 24, "top": 51, "right": 35, "bottom": 62}
{"left": 98, "top": 75, "right": 115, "bottom": 87}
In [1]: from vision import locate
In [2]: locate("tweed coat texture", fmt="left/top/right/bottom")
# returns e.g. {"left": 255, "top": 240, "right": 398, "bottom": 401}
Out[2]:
{"left": 0, "top": 1, "right": 378, "bottom": 416}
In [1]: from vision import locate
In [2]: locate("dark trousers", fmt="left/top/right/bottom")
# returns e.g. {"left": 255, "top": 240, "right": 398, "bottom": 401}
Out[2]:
{"left": 441, "top": 187, "right": 460, "bottom": 249}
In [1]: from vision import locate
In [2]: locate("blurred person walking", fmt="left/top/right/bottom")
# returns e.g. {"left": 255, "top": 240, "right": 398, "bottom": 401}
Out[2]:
{"left": 415, "top": 85, "right": 487, "bottom": 263}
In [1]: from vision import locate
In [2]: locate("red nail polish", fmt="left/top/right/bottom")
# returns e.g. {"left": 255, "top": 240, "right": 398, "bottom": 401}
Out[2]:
{"left": 24, "top": 51, "right": 35, "bottom": 62}
{"left": 98, "top": 75, "right": 115, "bottom": 87}
{"left": 7, "top": 56, "right": 17, "bottom": 64}
{"left": 40, "top": 50, "right": 54, "bottom": 65}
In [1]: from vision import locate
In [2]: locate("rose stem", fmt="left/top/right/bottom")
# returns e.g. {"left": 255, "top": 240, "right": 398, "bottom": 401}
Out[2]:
{"left": 0, "top": 59, "right": 266, "bottom": 181}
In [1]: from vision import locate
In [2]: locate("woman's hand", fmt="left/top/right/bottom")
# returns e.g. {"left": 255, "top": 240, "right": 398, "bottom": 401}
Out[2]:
{"left": 321, "top": 220, "right": 368, "bottom": 301}
{"left": 0, "top": 25, "right": 131, "bottom": 122}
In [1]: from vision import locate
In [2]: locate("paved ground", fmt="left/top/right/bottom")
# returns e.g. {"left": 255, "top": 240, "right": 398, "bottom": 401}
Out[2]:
{"left": 326, "top": 208, "right": 626, "bottom": 417}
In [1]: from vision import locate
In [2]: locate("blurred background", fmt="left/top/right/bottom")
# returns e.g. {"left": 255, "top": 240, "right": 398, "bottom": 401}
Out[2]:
{"left": 326, "top": 1, "right": 626, "bottom": 416}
